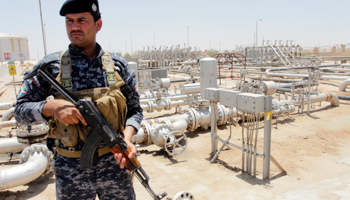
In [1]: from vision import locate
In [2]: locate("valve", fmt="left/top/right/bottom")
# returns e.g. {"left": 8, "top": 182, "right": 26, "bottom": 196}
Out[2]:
{"left": 164, "top": 131, "right": 187, "bottom": 156}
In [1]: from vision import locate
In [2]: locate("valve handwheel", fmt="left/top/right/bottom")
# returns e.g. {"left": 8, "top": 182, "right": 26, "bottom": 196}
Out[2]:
{"left": 164, "top": 131, "right": 187, "bottom": 156}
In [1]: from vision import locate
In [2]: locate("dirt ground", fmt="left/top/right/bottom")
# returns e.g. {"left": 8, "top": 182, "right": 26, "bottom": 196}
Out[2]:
{"left": 1, "top": 65, "right": 350, "bottom": 200}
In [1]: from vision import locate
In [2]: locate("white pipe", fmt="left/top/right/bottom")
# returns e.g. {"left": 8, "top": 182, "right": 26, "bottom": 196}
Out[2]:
{"left": 265, "top": 68, "right": 350, "bottom": 80}
{"left": 323, "top": 68, "right": 350, "bottom": 72}
{"left": 0, "top": 137, "right": 28, "bottom": 154}
{"left": 0, "top": 102, "right": 15, "bottom": 110}
{"left": 141, "top": 99, "right": 188, "bottom": 113}
{"left": 286, "top": 92, "right": 340, "bottom": 107}
{"left": 339, "top": 78, "right": 350, "bottom": 91}
{"left": 0, "top": 144, "right": 52, "bottom": 191}
{"left": 1, "top": 107, "right": 15, "bottom": 122}
{"left": 170, "top": 118, "right": 188, "bottom": 132}
{"left": 140, "top": 95, "right": 188, "bottom": 104}
{"left": 180, "top": 83, "right": 201, "bottom": 94}
{"left": 0, "top": 120, "right": 17, "bottom": 131}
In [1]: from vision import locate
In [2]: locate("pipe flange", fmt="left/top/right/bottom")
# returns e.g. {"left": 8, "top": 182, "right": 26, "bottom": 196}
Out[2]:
{"left": 147, "top": 101, "right": 154, "bottom": 113}
{"left": 218, "top": 104, "right": 229, "bottom": 125}
{"left": 17, "top": 134, "right": 47, "bottom": 144}
{"left": 163, "top": 99, "right": 172, "bottom": 110}
{"left": 16, "top": 123, "right": 49, "bottom": 137}
{"left": 184, "top": 108, "right": 198, "bottom": 131}
{"left": 19, "top": 143, "right": 54, "bottom": 173}
{"left": 172, "top": 191, "right": 194, "bottom": 200}
{"left": 140, "top": 123, "right": 152, "bottom": 145}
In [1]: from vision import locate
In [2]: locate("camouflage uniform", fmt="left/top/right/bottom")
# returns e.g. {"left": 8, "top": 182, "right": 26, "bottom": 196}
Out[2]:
{"left": 15, "top": 43, "right": 142, "bottom": 200}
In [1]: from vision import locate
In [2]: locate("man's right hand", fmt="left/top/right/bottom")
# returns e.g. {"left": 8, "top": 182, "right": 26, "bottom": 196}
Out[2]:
{"left": 42, "top": 99, "right": 87, "bottom": 126}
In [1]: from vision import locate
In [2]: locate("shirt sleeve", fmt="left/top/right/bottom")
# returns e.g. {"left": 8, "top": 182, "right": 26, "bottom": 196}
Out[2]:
{"left": 14, "top": 59, "right": 60, "bottom": 125}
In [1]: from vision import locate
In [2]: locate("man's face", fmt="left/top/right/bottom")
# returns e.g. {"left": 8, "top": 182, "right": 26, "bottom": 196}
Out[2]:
{"left": 65, "top": 12, "right": 102, "bottom": 48}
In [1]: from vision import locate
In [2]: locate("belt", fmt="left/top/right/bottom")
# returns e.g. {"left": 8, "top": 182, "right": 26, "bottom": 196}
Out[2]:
{"left": 56, "top": 146, "right": 111, "bottom": 158}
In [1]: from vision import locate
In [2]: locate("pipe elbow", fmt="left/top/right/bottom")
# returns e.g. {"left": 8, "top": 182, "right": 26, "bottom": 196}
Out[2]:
{"left": 327, "top": 92, "right": 340, "bottom": 107}
{"left": 339, "top": 78, "right": 350, "bottom": 91}
{"left": 0, "top": 144, "right": 53, "bottom": 190}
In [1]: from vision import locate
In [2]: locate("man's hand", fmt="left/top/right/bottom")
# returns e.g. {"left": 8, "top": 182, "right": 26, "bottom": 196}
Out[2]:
{"left": 114, "top": 126, "right": 137, "bottom": 170}
{"left": 42, "top": 99, "right": 87, "bottom": 125}
{"left": 114, "top": 140, "right": 137, "bottom": 170}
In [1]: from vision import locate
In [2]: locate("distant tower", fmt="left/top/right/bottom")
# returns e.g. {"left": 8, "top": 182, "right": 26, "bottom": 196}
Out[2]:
{"left": 0, "top": 33, "right": 30, "bottom": 62}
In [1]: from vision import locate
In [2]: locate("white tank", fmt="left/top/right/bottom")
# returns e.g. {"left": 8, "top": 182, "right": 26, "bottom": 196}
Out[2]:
{"left": 0, "top": 33, "right": 30, "bottom": 62}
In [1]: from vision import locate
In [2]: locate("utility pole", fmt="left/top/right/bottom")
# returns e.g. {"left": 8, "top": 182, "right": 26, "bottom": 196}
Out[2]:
{"left": 153, "top": 34, "right": 156, "bottom": 48}
{"left": 130, "top": 36, "right": 133, "bottom": 57}
{"left": 256, "top": 19, "right": 262, "bottom": 46}
{"left": 187, "top": 26, "right": 190, "bottom": 48}
{"left": 39, "top": 0, "right": 47, "bottom": 56}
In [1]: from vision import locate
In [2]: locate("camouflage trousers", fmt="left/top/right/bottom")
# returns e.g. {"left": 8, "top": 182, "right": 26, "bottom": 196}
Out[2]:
{"left": 54, "top": 152, "right": 136, "bottom": 200}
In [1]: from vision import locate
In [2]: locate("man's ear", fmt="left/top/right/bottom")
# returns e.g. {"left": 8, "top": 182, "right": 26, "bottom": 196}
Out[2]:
{"left": 96, "top": 19, "right": 102, "bottom": 32}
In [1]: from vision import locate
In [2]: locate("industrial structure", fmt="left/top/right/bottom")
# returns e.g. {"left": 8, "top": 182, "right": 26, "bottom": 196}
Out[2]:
{"left": 0, "top": 33, "right": 30, "bottom": 63}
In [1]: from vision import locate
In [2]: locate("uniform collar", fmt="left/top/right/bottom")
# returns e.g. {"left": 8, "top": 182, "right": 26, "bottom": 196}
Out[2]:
{"left": 68, "top": 43, "right": 104, "bottom": 60}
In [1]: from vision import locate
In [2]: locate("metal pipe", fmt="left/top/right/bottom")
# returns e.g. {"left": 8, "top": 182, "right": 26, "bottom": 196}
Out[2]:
{"left": 0, "top": 144, "right": 52, "bottom": 190}
{"left": 1, "top": 107, "right": 15, "bottom": 122}
{"left": 0, "top": 120, "right": 17, "bottom": 131}
{"left": 339, "top": 78, "right": 350, "bottom": 91}
{"left": 263, "top": 96, "right": 272, "bottom": 180}
{"left": 180, "top": 83, "right": 201, "bottom": 95}
{"left": 0, "top": 137, "right": 28, "bottom": 154}
{"left": 286, "top": 92, "right": 340, "bottom": 107}
{"left": 0, "top": 102, "right": 15, "bottom": 110}
{"left": 140, "top": 95, "right": 188, "bottom": 104}
{"left": 141, "top": 99, "right": 188, "bottom": 113}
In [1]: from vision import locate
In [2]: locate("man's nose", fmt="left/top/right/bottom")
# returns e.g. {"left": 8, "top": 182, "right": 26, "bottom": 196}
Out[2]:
{"left": 71, "top": 21, "right": 81, "bottom": 30}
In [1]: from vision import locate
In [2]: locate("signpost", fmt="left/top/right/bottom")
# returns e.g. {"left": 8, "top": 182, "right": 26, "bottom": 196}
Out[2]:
{"left": 8, "top": 61, "right": 17, "bottom": 76}
{"left": 8, "top": 61, "right": 17, "bottom": 97}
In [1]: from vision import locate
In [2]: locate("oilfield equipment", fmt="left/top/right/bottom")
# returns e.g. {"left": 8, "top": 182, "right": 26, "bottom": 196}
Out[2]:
{"left": 1, "top": 45, "right": 350, "bottom": 192}
{"left": 235, "top": 40, "right": 321, "bottom": 67}
{"left": 138, "top": 45, "right": 204, "bottom": 69}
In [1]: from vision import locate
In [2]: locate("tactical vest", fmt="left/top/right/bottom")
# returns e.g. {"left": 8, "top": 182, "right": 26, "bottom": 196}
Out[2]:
{"left": 48, "top": 50, "right": 127, "bottom": 147}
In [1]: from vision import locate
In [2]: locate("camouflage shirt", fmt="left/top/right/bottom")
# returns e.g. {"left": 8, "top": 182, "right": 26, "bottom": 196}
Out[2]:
{"left": 15, "top": 43, "right": 143, "bottom": 131}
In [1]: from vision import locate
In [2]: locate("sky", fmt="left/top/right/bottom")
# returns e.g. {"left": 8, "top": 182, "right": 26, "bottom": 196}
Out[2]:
{"left": 1, "top": 0, "right": 350, "bottom": 60}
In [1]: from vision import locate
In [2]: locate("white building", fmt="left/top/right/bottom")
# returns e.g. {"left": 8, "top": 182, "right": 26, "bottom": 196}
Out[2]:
{"left": 0, "top": 33, "right": 30, "bottom": 63}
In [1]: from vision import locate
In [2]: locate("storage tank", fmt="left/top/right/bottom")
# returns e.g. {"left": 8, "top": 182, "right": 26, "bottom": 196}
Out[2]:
{"left": 0, "top": 33, "right": 30, "bottom": 62}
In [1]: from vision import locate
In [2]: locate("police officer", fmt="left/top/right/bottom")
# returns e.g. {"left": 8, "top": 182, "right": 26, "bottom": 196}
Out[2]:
{"left": 14, "top": 0, "right": 143, "bottom": 199}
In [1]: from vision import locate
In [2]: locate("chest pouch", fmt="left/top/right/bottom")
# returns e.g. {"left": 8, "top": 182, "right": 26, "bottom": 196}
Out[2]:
{"left": 48, "top": 87, "right": 127, "bottom": 147}
{"left": 95, "top": 88, "right": 127, "bottom": 136}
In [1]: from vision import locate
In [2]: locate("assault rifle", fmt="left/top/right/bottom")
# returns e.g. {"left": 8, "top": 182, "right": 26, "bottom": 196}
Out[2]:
{"left": 25, "top": 63, "right": 167, "bottom": 200}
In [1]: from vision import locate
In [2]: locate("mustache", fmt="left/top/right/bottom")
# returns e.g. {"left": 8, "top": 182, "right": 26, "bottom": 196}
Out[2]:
{"left": 70, "top": 30, "right": 84, "bottom": 34}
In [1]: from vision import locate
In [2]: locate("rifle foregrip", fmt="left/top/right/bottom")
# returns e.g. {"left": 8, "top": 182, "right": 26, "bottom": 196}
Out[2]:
{"left": 110, "top": 145, "right": 141, "bottom": 171}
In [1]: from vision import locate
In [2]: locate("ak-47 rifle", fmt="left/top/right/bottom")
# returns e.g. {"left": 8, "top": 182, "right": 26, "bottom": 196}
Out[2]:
{"left": 24, "top": 63, "right": 167, "bottom": 200}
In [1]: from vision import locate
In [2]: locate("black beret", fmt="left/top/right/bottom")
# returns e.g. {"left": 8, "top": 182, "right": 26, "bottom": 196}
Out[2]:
{"left": 59, "top": 0, "right": 101, "bottom": 21}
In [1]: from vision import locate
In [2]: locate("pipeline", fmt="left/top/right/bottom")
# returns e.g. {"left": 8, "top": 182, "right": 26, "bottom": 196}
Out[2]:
{"left": 284, "top": 92, "right": 340, "bottom": 107}
{"left": 142, "top": 99, "right": 188, "bottom": 113}
{"left": 0, "top": 107, "right": 17, "bottom": 131}
{"left": 1, "top": 107, "right": 15, "bottom": 122}
{"left": 339, "top": 78, "right": 350, "bottom": 91}
{"left": 0, "top": 102, "right": 16, "bottom": 110}
{"left": 0, "top": 137, "right": 28, "bottom": 154}
{"left": 0, "top": 120, "right": 17, "bottom": 131}
{"left": 0, "top": 143, "right": 53, "bottom": 191}
{"left": 140, "top": 95, "right": 188, "bottom": 104}
{"left": 133, "top": 103, "right": 236, "bottom": 151}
